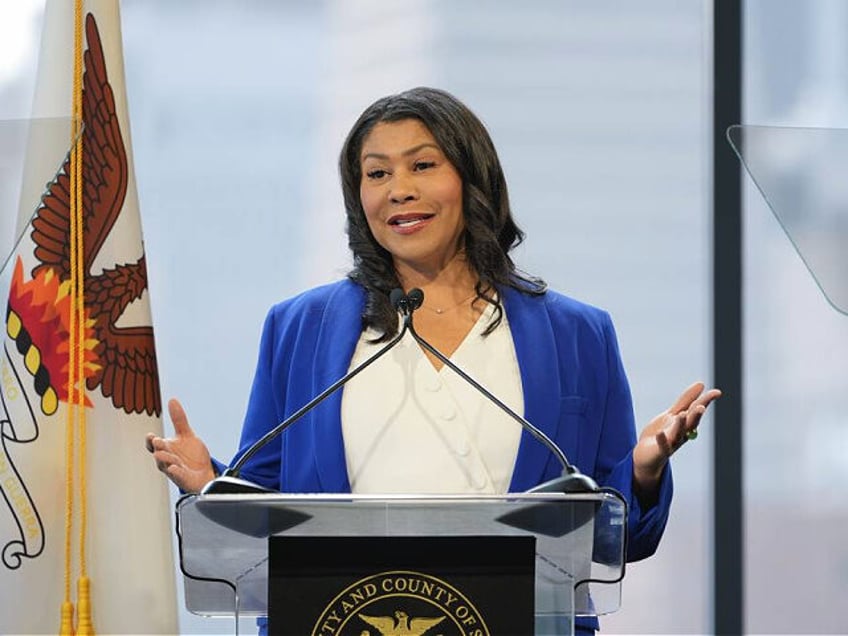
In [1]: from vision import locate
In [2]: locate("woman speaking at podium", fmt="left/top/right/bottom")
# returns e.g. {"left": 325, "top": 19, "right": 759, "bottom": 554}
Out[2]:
{"left": 146, "top": 87, "right": 719, "bottom": 634}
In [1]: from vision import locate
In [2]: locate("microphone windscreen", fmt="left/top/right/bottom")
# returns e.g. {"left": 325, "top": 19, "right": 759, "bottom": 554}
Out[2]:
{"left": 389, "top": 288, "right": 406, "bottom": 310}
{"left": 407, "top": 288, "right": 424, "bottom": 309}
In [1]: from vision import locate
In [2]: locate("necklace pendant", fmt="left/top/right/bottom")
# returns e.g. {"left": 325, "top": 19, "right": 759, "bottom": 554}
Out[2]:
{"left": 435, "top": 308, "right": 444, "bottom": 314}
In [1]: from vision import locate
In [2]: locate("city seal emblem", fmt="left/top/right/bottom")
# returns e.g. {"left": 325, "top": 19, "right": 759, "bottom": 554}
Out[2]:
{"left": 312, "top": 570, "right": 490, "bottom": 636}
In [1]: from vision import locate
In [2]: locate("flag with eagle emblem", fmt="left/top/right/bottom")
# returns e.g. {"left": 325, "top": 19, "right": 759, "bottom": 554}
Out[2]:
{"left": 0, "top": 1, "right": 178, "bottom": 633}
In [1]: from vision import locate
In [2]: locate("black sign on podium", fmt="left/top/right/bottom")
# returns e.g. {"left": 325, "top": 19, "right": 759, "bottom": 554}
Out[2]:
{"left": 176, "top": 491, "right": 626, "bottom": 636}
{"left": 269, "top": 535, "right": 535, "bottom": 635}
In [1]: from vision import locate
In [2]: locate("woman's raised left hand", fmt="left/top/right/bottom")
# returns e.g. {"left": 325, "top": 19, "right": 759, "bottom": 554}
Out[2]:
{"left": 632, "top": 381, "right": 721, "bottom": 499}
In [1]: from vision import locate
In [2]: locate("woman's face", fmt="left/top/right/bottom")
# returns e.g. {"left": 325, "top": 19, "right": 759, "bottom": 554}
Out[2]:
{"left": 359, "top": 118, "right": 464, "bottom": 276}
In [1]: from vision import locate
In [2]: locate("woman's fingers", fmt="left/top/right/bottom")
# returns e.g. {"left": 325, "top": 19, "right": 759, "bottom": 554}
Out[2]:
{"left": 655, "top": 428, "right": 674, "bottom": 456}
{"left": 151, "top": 445, "right": 181, "bottom": 466}
{"left": 668, "top": 383, "right": 722, "bottom": 415}
{"left": 664, "top": 385, "right": 721, "bottom": 450}
{"left": 657, "top": 406, "right": 703, "bottom": 457}
{"left": 145, "top": 398, "right": 212, "bottom": 492}
{"left": 683, "top": 404, "right": 705, "bottom": 433}
{"left": 168, "top": 398, "right": 193, "bottom": 438}
{"left": 668, "top": 381, "right": 705, "bottom": 414}
{"left": 680, "top": 389, "right": 720, "bottom": 440}
{"left": 668, "top": 398, "right": 714, "bottom": 451}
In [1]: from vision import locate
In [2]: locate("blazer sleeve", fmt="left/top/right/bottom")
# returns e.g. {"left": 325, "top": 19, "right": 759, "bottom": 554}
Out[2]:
{"left": 595, "top": 312, "right": 673, "bottom": 562}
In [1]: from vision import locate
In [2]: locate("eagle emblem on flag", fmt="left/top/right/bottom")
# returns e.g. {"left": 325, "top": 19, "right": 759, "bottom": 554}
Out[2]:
{"left": 1, "top": 12, "right": 160, "bottom": 574}
{"left": 8, "top": 13, "right": 160, "bottom": 422}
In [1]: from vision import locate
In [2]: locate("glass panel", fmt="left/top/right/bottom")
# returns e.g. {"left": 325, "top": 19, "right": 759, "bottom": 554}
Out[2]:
{"left": 743, "top": 2, "right": 848, "bottom": 633}
{"left": 177, "top": 491, "right": 626, "bottom": 629}
{"left": 728, "top": 124, "right": 848, "bottom": 314}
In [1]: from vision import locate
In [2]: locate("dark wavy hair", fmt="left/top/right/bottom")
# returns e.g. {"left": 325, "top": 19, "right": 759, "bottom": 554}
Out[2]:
{"left": 340, "top": 87, "right": 545, "bottom": 341}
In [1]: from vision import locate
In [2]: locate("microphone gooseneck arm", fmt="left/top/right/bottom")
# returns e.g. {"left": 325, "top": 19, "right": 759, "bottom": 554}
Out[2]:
{"left": 227, "top": 297, "right": 412, "bottom": 478}
{"left": 405, "top": 311, "right": 570, "bottom": 469}
{"left": 203, "top": 286, "right": 596, "bottom": 495}
{"left": 404, "top": 288, "right": 598, "bottom": 493}
{"left": 201, "top": 289, "right": 415, "bottom": 494}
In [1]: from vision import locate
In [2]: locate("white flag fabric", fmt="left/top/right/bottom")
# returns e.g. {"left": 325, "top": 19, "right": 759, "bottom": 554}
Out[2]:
{"left": 0, "top": 1, "right": 178, "bottom": 633}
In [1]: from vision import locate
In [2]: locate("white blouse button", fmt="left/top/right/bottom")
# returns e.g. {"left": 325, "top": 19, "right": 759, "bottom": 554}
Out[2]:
{"left": 439, "top": 405, "right": 457, "bottom": 420}
{"left": 424, "top": 377, "right": 442, "bottom": 392}
{"left": 454, "top": 438, "right": 470, "bottom": 456}
{"left": 469, "top": 465, "right": 488, "bottom": 490}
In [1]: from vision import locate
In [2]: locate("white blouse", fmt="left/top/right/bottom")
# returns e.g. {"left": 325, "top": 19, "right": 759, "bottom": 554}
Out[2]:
{"left": 340, "top": 303, "right": 523, "bottom": 494}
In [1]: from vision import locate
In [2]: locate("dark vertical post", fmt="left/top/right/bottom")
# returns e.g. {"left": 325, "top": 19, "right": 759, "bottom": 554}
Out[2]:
{"left": 713, "top": 1, "right": 744, "bottom": 634}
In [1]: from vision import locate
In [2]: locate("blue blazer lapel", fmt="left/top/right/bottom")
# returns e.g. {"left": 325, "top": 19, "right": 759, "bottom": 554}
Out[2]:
{"left": 311, "top": 281, "right": 364, "bottom": 493}
{"left": 503, "top": 288, "right": 565, "bottom": 492}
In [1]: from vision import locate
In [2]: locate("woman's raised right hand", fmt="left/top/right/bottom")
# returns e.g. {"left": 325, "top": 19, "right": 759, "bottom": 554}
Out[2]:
{"left": 145, "top": 398, "right": 215, "bottom": 493}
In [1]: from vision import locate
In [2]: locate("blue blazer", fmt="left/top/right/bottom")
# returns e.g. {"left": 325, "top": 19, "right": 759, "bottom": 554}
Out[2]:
{"left": 229, "top": 279, "right": 672, "bottom": 563}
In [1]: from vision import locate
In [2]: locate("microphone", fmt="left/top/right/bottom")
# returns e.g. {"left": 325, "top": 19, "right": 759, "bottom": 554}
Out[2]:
{"left": 402, "top": 288, "right": 598, "bottom": 494}
{"left": 202, "top": 289, "right": 414, "bottom": 495}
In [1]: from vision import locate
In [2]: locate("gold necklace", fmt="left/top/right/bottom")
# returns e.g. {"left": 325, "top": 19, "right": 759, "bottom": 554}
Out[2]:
{"left": 421, "top": 292, "right": 477, "bottom": 315}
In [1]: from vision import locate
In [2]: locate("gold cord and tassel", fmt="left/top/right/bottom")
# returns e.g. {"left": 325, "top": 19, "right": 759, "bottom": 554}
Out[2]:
{"left": 60, "top": 602, "right": 75, "bottom": 636}
{"left": 60, "top": 1, "right": 94, "bottom": 634}
{"left": 76, "top": 577, "right": 94, "bottom": 636}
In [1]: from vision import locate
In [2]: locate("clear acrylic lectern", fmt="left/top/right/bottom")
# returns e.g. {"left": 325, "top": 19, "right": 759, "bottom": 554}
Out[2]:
{"left": 176, "top": 490, "right": 627, "bottom": 635}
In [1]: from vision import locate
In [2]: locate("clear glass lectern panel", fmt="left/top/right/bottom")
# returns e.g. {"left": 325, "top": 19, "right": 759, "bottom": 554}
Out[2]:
{"left": 176, "top": 491, "right": 625, "bottom": 634}
{"left": 727, "top": 125, "right": 848, "bottom": 315}
{"left": 0, "top": 118, "right": 79, "bottom": 280}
